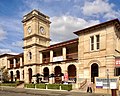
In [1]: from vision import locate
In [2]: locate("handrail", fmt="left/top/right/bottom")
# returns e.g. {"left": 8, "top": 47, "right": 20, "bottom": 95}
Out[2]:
{"left": 79, "top": 79, "right": 87, "bottom": 89}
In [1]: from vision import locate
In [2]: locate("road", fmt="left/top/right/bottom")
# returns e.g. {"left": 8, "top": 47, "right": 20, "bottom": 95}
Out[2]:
{"left": 0, "top": 87, "right": 110, "bottom": 96}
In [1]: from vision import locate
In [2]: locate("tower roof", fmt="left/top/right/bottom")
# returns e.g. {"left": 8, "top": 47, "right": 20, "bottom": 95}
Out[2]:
{"left": 22, "top": 9, "right": 51, "bottom": 24}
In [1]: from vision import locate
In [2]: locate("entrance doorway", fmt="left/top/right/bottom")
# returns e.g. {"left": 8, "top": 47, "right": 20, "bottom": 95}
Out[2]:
{"left": 91, "top": 63, "right": 99, "bottom": 83}
{"left": 43, "top": 67, "right": 49, "bottom": 81}
{"left": 28, "top": 68, "right": 32, "bottom": 83}
{"left": 68, "top": 64, "right": 76, "bottom": 83}
{"left": 16, "top": 70, "right": 20, "bottom": 81}
{"left": 54, "top": 66, "right": 62, "bottom": 83}
{"left": 10, "top": 71, "right": 13, "bottom": 82}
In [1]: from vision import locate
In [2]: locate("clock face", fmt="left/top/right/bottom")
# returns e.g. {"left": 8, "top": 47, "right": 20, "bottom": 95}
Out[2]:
{"left": 27, "top": 26, "right": 32, "bottom": 33}
{"left": 40, "top": 26, "right": 45, "bottom": 34}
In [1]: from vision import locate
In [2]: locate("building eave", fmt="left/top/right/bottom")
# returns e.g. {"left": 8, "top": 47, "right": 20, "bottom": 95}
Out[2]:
{"left": 74, "top": 18, "right": 120, "bottom": 35}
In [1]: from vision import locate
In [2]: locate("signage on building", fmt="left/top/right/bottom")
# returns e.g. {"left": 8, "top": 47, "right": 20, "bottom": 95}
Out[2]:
{"left": 53, "top": 56, "right": 63, "bottom": 62}
{"left": 64, "top": 73, "right": 68, "bottom": 81}
{"left": 115, "top": 58, "right": 120, "bottom": 66}
{"left": 96, "top": 78, "right": 118, "bottom": 89}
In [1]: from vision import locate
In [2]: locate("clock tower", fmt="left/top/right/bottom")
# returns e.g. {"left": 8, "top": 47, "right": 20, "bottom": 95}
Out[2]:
{"left": 22, "top": 10, "right": 51, "bottom": 65}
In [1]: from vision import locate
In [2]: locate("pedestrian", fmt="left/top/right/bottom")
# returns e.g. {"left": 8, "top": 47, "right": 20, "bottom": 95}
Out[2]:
{"left": 87, "top": 81, "right": 93, "bottom": 93}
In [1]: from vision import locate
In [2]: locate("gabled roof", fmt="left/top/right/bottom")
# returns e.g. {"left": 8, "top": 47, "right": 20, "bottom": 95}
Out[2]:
{"left": 7, "top": 53, "right": 23, "bottom": 60}
{"left": 0, "top": 53, "right": 15, "bottom": 58}
{"left": 74, "top": 19, "right": 120, "bottom": 35}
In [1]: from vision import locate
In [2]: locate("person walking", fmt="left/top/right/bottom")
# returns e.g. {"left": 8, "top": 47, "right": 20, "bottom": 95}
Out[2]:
{"left": 87, "top": 81, "right": 93, "bottom": 93}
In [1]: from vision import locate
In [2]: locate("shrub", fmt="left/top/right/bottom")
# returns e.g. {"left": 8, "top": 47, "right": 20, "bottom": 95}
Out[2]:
{"left": 60, "top": 84, "right": 72, "bottom": 91}
{"left": 0, "top": 83, "right": 17, "bottom": 87}
{"left": 36, "top": 83, "right": 46, "bottom": 89}
{"left": 47, "top": 84, "right": 60, "bottom": 89}
{"left": 25, "top": 84, "right": 35, "bottom": 88}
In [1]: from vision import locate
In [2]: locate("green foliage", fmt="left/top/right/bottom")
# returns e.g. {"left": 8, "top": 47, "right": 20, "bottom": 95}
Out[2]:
{"left": 0, "top": 83, "right": 17, "bottom": 87}
{"left": 2, "top": 69, "right": 9, "bottom": 82}
{"left": 47, "top": 84, "right": 60, "bottom": 89}
{"left": 36, "top": 83, "right": 46, "bottom": 89}
{"left": 24, "top": 83, "right": 72, "bottom": 91}
{"left": 25, "top": 84, "right": 35, "bottom": 88}
{"left": 60, "top": 84, "right": 72, "bottom": 91}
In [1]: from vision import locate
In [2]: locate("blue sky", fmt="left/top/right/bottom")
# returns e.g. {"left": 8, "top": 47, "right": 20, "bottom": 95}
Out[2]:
{"left": 0, "top": 0, "right": 120, "bottom": 54}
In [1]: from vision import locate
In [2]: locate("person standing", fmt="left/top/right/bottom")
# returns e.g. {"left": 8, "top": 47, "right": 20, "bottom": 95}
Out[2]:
{"left": 87, "top": 81, "right": 93, "bottom": 93}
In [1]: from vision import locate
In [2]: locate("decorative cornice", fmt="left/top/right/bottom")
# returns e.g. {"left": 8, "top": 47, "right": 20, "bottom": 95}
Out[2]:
{"left": 23, "top": 43, "right": 47, "bottom": 49}
{"left": 22, "top": 13, "right": 51, "bottom": 24}
{"left": 23, "top": 34, "right": 51, "bottom": 41}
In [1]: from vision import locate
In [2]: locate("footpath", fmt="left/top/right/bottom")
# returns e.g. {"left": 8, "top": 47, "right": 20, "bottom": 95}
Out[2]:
{"left": 0, "top": 86, "right": 111, "bottom": 96}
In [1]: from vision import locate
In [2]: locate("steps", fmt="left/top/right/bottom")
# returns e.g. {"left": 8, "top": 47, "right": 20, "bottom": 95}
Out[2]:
{"left": 79, "top": 79, "right": 87, "bottom": 92}
{"left": 16, "top": 83, "right": 24, "bottom": 88}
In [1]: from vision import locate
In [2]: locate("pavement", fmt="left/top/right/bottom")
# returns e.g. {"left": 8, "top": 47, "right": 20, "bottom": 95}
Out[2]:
{"left": 0, "top": 86, "right": 111, "bottom": 96}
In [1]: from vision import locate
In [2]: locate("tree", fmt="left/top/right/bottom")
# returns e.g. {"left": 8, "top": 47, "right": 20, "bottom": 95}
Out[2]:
{"left": 2, "top": 69, "right": 9, "bottom": 82}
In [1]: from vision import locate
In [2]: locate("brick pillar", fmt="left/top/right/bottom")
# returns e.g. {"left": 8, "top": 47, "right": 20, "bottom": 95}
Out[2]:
{"left": 13, "top": 59, "right": 16, "bottom": 68}
{"left": 62, "top": 47, "right": 66, "bottom": 60}
{"left": 20, "top": 57, "right": 23, "bottom": 66}
{"left": 40, "top": 52, "right": 43, "bottom": 63}
{"left": 50, "top": 50, "right": 53, "bottom": 62}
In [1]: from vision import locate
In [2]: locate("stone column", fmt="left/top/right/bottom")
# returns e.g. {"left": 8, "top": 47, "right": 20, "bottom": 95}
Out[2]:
{"left": 50, "top": 50, "right": 53, "bottom": 62}
{"left": 49, "top": 65, "right": 54, "bottom": 84}
{"left": 61, "top": 64, "right": 67, "bottom": 82}
{"left": 40, "top": 52, "right": 43, "bottom": 63}
{"left": 13, "top": 59, "right": 16, "bottom": 68}
{"left": 62, "top": 47, "right": 66, "bottom": 60}
{"left": 13, "top": 70, "right": 16, "bottom": 81}
{"left": 33, "top": 65, "right": 37, "bottom": 83}
{"left": 20, "top": 69, "right": 23, "bottom": 81}
{"left": 24, "top": 67, "right": 29, "bottom": 83}
{"left": 20, "top": 57, "right": 23, "bottom": 66}
{"left": 7, "top": 60, "right": 10, "bottom": 68}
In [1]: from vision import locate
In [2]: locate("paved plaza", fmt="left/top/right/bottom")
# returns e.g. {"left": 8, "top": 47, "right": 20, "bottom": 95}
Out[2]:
{"left": 0, "top": 87, "right": 110, "bottom": 96}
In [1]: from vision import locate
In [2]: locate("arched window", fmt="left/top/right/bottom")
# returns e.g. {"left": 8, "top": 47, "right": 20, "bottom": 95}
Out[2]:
{"left": 28, "top": 52, "right": 32, "bottom": 60}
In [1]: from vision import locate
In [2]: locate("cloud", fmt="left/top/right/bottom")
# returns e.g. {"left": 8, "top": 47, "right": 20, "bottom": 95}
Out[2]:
{"left": 82, "top": 0, "right": 120, "bottom": 19}
{"left": 0, "top": 26, "right": 6, "bottom": 41}
{"left": 12, "top": 41, "right": 23, "bottom": 47}
{"left": 50, "top": 15, "right": 100, "bottom": 42}
{"left": 0, "top": 18, "right": 22, "bottom": 34}
{"left": 0, "top": 48, "right": 12, "bottom": 54}
{"left": 0, "top": 48, "right": 18, "bottom": 55}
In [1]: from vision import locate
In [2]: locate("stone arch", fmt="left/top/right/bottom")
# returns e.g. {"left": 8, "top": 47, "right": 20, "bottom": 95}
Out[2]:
{"left": 28, "top": 68, "right": 32, "bottom": 83}
{"left": 88, "top": 60, "right": 101, "bottom": 67}
{"left": 68, "top": 64, "right": 76, "bottom": 83}
{"left": 10, "top": 71, "right": 13, "bottom": 82}
{"left": 91, "top": 63, "right": 99, "bottom": 83}
{"left": 43, "top": 67, "right": 49, "bottom": 81}
{"left": 16, "top": 70, "right": 20, "bottom": 81}
{"left": 54, "top": 66, "right": 62, "bottom": 83}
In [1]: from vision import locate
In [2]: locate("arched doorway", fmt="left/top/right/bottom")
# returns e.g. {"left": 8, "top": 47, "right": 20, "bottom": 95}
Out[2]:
{"left": 28, "top": 68, "right": 32, "bottom": 83}
{"left": 68, "top": 64, "right": 76, "bottom": 83}
{"left": 16, "top": 70, "right": 20, "bottom": 81}
{"left": 91, "top": 63, "right": 99, "bottom": 83}
{"left": 10, "top": 71, "right": 13, "bottom": 82}
{"left": 54, "top": 66, "right": 62, "bottom": 83}
{"left": 43, "top": 67, "right": 49, "bottom": 81}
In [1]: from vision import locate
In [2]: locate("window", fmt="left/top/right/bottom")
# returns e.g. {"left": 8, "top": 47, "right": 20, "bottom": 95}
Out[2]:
{"left": 96, "top": 35, "right": 100, "bottom": 50}
{"left": 90, "top": 35, "right": 100, "bottom": 51}
{"left": 90, "top": 36, "right": 94, "bottom": 50}
{"left": 28, "top": 52, "right": 32, "bottom": 60}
